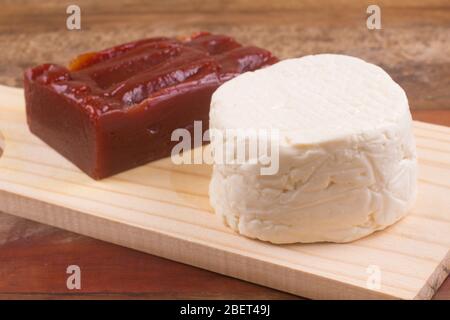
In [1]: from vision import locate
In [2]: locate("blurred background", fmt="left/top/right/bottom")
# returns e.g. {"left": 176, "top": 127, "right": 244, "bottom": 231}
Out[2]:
{"left": 1, "top": 0, "right": 449, "bottom": 112}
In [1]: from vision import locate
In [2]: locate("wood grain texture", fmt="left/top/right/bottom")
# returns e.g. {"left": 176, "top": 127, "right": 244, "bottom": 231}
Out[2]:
{"left": 0, "top": 0, "right": 449, "bottom": 300}
{"left": 0, "top": 85, "right": 449, "bottom": 300}
{"left": 0, "top": 0, "right": 449, "bottom": 110}
{"left": 0, "top": 212, "right": 297, "bottom": 300}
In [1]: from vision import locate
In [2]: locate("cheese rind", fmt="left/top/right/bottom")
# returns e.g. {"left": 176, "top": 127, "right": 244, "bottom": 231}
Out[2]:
{"left": 209, "top": 54, "right": 417, "bottom": 243}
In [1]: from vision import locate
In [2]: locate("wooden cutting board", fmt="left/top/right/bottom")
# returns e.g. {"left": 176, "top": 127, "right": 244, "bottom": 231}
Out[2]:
{"left": 0, "top": 85, "right": 449, "bottom": 299}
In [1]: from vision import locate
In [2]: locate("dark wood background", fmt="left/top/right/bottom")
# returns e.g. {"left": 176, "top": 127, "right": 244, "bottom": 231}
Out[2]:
{"left": 0, "top": 0, "right": 449, "bottom": 299}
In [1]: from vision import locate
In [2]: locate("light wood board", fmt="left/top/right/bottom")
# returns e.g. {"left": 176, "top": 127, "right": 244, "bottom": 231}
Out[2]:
{"left": 0, "top": 85, "right": 449, "bottom": 299}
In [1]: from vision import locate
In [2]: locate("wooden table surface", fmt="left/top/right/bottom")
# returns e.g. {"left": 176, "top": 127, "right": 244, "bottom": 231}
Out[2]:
{"left": 0, "top": 0, "right": 449, "bottom": 299}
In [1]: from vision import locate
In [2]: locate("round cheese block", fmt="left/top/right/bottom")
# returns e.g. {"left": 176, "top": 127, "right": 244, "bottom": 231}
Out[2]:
{"left": 208, "top": 54, "right": 417, "bottom": 244}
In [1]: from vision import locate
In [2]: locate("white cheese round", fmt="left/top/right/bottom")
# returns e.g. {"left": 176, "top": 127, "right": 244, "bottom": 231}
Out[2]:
{"left": 209, "top": 54, "right": 417, "bottom": 243}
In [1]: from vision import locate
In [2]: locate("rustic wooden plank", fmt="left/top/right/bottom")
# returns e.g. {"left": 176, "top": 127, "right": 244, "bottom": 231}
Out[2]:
{"left": 0, "top": 189, "right": 448, "bottom": 299}
{"left": 0, "top": 212, "right": 296, "bottom": 299}
{"left": 0, "top": 1, "right": 449, "bottom": 111}
{"left": 0, "top": 0, "right": 449, "bottom": 300}
{"left": 0, "top": 85, "right": 449, "bottom": 299}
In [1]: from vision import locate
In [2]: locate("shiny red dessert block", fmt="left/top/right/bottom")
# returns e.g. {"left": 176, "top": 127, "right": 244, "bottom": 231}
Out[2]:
{"left": 24, "top": 32, "right": 278, "bottom": 179}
